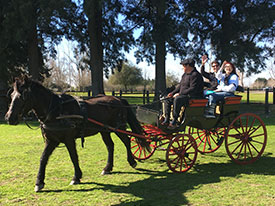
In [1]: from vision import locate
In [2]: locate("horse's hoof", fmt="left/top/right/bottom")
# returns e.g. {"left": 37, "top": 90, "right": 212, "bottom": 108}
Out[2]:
{"left": 131, "top": 162, "right": 137, "bottom": 168}
{"left": 101, "top": 170, "right": 111, "bottom": 175}
{"left": 34, "top": 183, "right": 45, "bottom": 192}
{"left": 70, "top": 179, "right": 81, "bottom": 185}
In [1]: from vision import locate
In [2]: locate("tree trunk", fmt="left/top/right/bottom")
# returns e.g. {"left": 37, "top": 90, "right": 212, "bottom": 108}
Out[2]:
{"left": 154, "top": 0, "right": 166, "bottom": 100}
{"left": 87, "top": 0, "right": 104, "bottom": 96}
{"left": 27, "top": 20, "right": 43, "bottom": 81}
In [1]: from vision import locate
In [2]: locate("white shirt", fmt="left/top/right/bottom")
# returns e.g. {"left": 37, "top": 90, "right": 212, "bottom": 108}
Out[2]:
{"left": 216, "top": 71, "right": 239, "bottom": 92}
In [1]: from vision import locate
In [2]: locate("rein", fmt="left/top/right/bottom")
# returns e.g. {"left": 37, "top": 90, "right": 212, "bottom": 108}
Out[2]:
{"left": 24, "top": 118, "right": 41, "bottom": 130}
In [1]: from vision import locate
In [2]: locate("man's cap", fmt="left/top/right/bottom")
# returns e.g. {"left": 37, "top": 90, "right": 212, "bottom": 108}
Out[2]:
{"left": 180, "top": 58, "right": 195, "bottom": 67}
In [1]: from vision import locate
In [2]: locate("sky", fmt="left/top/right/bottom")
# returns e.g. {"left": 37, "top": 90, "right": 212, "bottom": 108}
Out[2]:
{"left": 124, "top": 48, "right": 271, "bottom": 87}
{"left": 57, "top": 38, "right": 271, "bottom": 87}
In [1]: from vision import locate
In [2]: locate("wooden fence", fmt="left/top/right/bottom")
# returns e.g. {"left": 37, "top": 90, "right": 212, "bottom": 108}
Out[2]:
{"left": 1, "top": 87, "right": 275, "bottom": 117}
{"left": 91, "top": 87, "right": 275, "bottom": 114}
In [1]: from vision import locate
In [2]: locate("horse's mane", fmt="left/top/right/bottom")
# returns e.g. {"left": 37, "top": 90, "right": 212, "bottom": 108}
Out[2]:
{"left": 27, "top": 79, "right": 56, "bottom": 96}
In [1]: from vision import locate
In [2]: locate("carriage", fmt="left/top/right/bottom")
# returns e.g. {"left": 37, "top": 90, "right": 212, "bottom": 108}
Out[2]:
{"left": 6, "top": 76, "right": 268, "bottom": 192}
{"left": 126, "top": 95, "right": 267, "bottom": 173}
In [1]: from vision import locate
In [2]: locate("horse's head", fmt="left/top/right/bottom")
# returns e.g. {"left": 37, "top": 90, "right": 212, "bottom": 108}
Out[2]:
{"left": 5, "top": 76, "right": 34, "bottom": 125}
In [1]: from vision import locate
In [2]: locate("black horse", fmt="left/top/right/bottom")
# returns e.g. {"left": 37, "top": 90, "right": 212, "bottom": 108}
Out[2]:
{"left": 5, "top": 76, "right": 149, "bottom": 192}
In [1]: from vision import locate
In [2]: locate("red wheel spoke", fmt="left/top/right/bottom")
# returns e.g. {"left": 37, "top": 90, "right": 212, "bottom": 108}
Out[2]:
{"left": 166, "top": 134, "right": 197, "bottom": 173}
{"left": 248, "top": 125, "right": 262, "bottom": 137}
{"left": 209, "top": 134, "right": 218, "bottom": 145}
{"left": 230, "top": 141, "right": 243, "bottom": 154}
{"left": 250, "top": 139, "right": 264, "bottom": 145}
{"left": 183, "top": 157, "right": 189, "bottom": 168}
{"left": 238, "top": 117, "right": 245, "bottom": 134}
{"left": 236, "top": 142, "right": 245, "bottom": 160}
{"left": 249, "top": 133, "right": 265, "bottom": 139}
{"left": 227, "top": 139, "right": 242, "bottom": 146}
{"left": 196, "top": 135, "right": 206, "bottom": 147}
{"left": 132, "top": 146, "right": 140, "bottom": 155}
{"left": 142, "top": 148, "right": 147, "bottom": 159}
{"left": 225, "top": 113, "right": 267, "bottom": 165}
{"left": 231, "top": 126, "right": 244, "bottom": 137}
{"left": 244, "top": 143, "right": 247, "bottom": 160}
{"left": 247, "top": 117, "right": 256, "bottom": 133}
{"left": 247, "top": 142, "right": 254, "bottom": 159}
{"left": 248, "top": 141, "right": 260, "bottom": 154}
{"left": 131, "top": 144, "right": 138, "bottom": 149}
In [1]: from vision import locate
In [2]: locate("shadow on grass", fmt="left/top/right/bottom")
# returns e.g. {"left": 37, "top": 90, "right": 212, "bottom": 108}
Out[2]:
{"left": 40, "top": 154, "right": 274, "bottom": 206}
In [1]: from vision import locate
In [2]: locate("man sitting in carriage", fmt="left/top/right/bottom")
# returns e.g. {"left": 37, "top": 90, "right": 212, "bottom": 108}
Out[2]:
{"left": 161, "top": 58, "right": 204, "bottom": 129}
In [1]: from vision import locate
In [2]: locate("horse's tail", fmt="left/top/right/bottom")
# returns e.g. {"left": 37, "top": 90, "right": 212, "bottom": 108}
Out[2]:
{"left": 121, "top": 99, "right": 151, "bottom": 153}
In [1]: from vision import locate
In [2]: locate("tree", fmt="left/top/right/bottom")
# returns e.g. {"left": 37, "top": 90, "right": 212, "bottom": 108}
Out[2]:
{"left": 109, "top": 62, "right": 143, "bottom": 91}
{"left": 0, "top": 0, "right": 81, "bottom": 81}
{"left": 166, "top": 72, "right": 180, "bottom": 87}
{"left": 0, "top": 0, "right": 81, "bottom": 116}
{"left": 81, "top": 0, "right": 135, "bottom": 96}
{"left": 252, "top": 77, "right": 267, "bottom": 89}
{"left": 123, "top": 0, "right": 190, "bottom": 99}
{"left": 185, "top": 0, "right": 275, "bottom": 75}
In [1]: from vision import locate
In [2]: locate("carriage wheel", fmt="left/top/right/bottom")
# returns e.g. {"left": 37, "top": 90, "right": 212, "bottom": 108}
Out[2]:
{"left": 130, "top": 136, "right": 157, "bottom": 160}
{"left": 225, "top": 113, "right": 267, "bottom": 165}
{"left": 188, "top": 127, "right": 225, "bottom": 153}
{"left": 166, "top": 134, "right": 198, "bottom": 173}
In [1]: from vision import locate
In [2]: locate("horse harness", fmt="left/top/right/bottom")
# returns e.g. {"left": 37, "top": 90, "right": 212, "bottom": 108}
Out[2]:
{"left": 38, "top": 94, "right": 129, "bottom": 148}
{"left": 34, "top": 94, "right": 88, "bottom": 147}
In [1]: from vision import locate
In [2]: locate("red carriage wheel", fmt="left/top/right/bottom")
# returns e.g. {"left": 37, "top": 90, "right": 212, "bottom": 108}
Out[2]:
{"left": 130, "top": 136, "right": 157, "bottom": 160}
{"left": 166, "top": 134, "right": 198, "bottom": 173}
{"left": 225, "top": 113, "right": 267, "bottom": 165}
{"left": 188, "top": 127, "right": 225, "bottom": 153}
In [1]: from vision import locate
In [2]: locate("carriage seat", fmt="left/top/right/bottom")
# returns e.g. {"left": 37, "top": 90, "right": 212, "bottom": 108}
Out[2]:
{"left": 224, "top": 95, "right": 242, "bottom": 104}
{"left": 188, "top": 99, "right": 208, "bottom": 107}
{"left": 160, "top": 98, "right": 208, "bottom": 125}
{"left": 215, "top": 95, "right": 242, "bottom": 115}
{"left": 216, "top": 95, "right": 242, "bottom": 105}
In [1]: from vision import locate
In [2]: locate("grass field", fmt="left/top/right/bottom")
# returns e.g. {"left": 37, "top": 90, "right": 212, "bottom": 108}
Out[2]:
{"left": 0, "top": 109, "right": 275, "bottom": 205}
{"left": 70, "top": 90, "right": 274, "bottom": 104}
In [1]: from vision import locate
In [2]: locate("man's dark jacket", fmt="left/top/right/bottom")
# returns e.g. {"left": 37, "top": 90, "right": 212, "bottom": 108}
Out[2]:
{"left": 171, "top": 68, "right": 204, "bottom": 98}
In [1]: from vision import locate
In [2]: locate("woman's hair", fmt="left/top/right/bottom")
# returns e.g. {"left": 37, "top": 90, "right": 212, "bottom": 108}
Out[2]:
{"left": 223, "top": 61, "right": 237, "bottom": 74}
{"left": 223, "top": 61, "right": 238, "bottom": 85}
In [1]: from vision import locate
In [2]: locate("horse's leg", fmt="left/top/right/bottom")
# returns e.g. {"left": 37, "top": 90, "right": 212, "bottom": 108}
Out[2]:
{"left": 64, "top": 138, "right": 82, "bottom": 185}
{"left": 115, "top": 132, "right": 137, "bottom": 168}
{"left": 100, "top": 132, "right": 114, "bottom": 175}
{"left": 35, "top": 139, "right": 59, "bottom": 192}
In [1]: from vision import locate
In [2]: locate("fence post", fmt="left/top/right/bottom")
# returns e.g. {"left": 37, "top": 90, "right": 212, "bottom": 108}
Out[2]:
{"left": 246, "top": 88, "right": 250, "bottom": 104}
{"left": 119, "top": 90, "right": 122, "bottom": 98}
{"left": 143, "top": 89, "right": 145, "bottom": 104}
{"left": 265, "top": 88, "right": 269, "bottom": 114}
{"left": 112, "top": 91, "right": 115, "bottom": 96}
{"left": 146, "top": 90, "right": 150, "bottom": 103}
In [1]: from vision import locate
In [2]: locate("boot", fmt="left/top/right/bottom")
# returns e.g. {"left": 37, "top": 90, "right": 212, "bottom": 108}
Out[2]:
{"left": 204, "top": 104, "right": 216, "bottom": 118}
{"left": 161, "top": 115, "right": 170, "bottom": 125}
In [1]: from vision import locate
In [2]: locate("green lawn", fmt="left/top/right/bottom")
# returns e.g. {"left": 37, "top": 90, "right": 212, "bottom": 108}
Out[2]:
{"left": 69, "top": 90, "right": 274, "bottom": 105}
{"left": 0, "top": 109, "right": 274, "bottom": 206}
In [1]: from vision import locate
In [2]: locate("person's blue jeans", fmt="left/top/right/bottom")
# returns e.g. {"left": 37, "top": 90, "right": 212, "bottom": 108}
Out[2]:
{"left": 207, "top": 92, "right": 235, "bottom": 105}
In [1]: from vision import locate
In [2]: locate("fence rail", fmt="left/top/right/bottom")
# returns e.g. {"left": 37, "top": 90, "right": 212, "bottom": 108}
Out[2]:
{"left": 79, "top": 87, "right": 275, "bottom": 114}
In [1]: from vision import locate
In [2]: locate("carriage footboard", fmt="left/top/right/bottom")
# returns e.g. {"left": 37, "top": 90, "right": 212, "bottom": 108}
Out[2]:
{"left": 136, "top": 106, "right": 159, "bottom": 125}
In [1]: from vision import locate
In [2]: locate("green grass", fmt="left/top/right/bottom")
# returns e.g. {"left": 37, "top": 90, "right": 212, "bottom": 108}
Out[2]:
{"left": 0, "top": 113, "right": 275, "bottom": 206}
{"left": 237, "top": 91, "right": 274, "bottom": 104}
{"left": 69, "top": 90, "right": 274, "bottom": 105}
